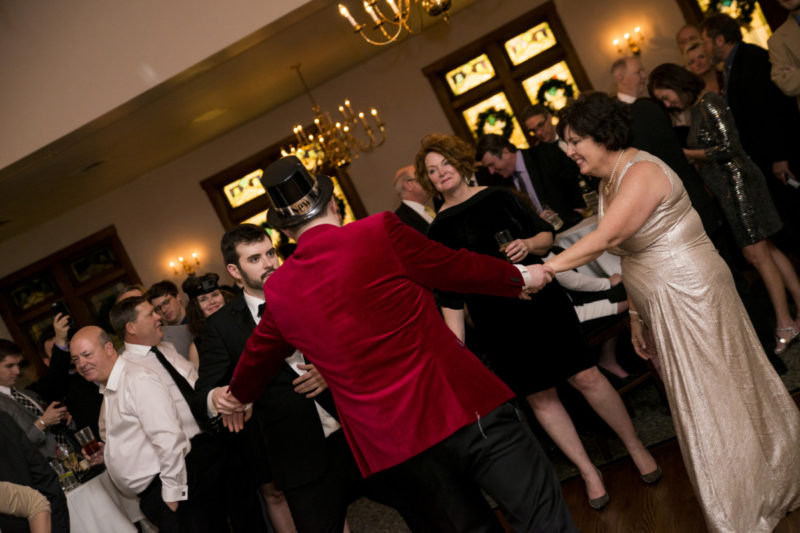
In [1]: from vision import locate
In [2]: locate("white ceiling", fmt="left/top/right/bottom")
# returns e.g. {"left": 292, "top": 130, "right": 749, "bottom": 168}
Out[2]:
{"left": 0, "top": 0, "right": 475, "bottom": 243}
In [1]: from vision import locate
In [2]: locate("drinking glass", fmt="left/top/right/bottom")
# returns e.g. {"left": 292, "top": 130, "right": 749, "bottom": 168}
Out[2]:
{"left": 494, "top": 229, "right": 513, "bottom": 254}
{"left": 540, "top": 205, "right": 564, "bottom": 231}
{"left": 75, "top": 427, "right": 102, "bottom": 457}
{"left": 50, "top": 459, "right": 79, "bottom": 491}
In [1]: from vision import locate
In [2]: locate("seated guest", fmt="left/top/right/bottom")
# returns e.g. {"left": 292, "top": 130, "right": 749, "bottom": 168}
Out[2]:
{"left": 0, "top": 340, "right": 78, "bottom": 459}
{"left": 476, "top": 133, "right": 586, "bottom": 229}
{"left": 0, "top": 481, "right": 51, "bottom": 533}
{"left": 74, "top": 320, "right": 226, "bottom": 533}
{"left": 393, "top": 165, "right": 435, "bottom": 234}
{"left": 0, "top": 412, "right": 68, "bottom": 533}
{"left": 421, "top": 133, "right": 660, "bottom": 509}
{"left": 146, "top": 281, "right": 192, "bottom": 359}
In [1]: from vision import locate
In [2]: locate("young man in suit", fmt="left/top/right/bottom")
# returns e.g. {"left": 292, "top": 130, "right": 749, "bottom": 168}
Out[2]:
{"left": 0, "top": 340, "right": 76, "bottom": 459}
{"left": 393, "top": 165, "right": 434, "bottom": 234}
{"left": 216, "top": 156, "right": 575, "bottom": 533}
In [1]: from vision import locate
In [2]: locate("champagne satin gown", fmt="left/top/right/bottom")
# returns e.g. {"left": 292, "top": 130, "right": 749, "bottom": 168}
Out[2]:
{"left": 602, "top": 151, "right": 800, "bottom": 532}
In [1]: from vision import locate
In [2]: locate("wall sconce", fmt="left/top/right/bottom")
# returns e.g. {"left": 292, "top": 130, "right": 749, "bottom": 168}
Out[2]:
{"left": 169, "top": 253, "right": 200, "bottom": 277}
{"left": 613, "top": 27, "right": 644, "bottom": 55}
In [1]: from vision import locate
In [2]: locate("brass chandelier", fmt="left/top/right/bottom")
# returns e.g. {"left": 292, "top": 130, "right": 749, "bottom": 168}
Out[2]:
{"left": 338, "top": 0, "right": 453, "bottom": 46}
{"left": 281, "top": 65, "right": 385, "bottom": 172}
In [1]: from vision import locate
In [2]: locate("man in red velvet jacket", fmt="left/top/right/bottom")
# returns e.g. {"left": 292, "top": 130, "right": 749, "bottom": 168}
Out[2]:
{"left": 218, "top": 156, "right": 576, "bottom": 532}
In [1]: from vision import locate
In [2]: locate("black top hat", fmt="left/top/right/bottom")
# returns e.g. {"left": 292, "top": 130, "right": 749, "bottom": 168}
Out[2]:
{"left": 263, "top": 156, "right": 334, "bottom": 229}
{"left": 182, "top": 273, "right": 220, "bottom": 300}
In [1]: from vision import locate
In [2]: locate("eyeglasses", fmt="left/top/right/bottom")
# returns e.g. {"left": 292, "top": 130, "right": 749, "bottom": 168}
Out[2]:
{"left": 152, "top": 296, "right": 174, "bottom": 315}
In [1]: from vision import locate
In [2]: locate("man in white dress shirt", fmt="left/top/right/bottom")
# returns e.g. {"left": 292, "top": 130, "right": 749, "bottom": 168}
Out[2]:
{"left": 105, "top": 297, "right": 226, "bottom": 533}
{"left": 393, "top": 165, "right": 435, "bottom": 234}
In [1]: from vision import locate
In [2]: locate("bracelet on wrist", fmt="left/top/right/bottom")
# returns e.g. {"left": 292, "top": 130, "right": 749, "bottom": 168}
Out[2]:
{"left": 37, "top": 418, "right": 46, "bottom": 429}
{"left": 629, "top": 310, "right": 639, "bottom": 316}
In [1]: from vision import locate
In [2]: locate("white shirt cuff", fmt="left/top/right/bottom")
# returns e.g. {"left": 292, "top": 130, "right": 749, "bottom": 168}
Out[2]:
{"left": 514, "top": 264, "right": 533, "bottom": 288}
{"left": 206, "top": 390, "right": 218, "bottom": 418}
{"left": 161, "top": 482, "right": 189, "bottom": 503}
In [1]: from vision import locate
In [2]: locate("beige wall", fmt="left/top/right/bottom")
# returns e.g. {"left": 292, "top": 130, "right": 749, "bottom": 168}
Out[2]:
{"left": 0, "top": 0, "right": 686, "bottom": 338}
{"left": 0, "top": 0, "right": 312, "bottom": 168}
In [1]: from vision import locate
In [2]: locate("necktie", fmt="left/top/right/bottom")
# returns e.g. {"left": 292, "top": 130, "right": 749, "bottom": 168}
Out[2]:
{"left": 423, "top": 205, "right": 437, "bottom": 220}
{"left": 11, "top": 389, "right": 70, "bottom": 447}
{"left": 513, "top": 170, "right": 543, "bottom": 213}
{"left": 151, "top": 346, "right": 195, "bottom": 406}
{"left": 257, "top": 303, "right": 265, "bottom": 318}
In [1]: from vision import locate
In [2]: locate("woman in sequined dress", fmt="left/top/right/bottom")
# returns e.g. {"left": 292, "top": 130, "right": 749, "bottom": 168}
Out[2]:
{"left": 649, "top": 63, "right": 800, "bottom": 355}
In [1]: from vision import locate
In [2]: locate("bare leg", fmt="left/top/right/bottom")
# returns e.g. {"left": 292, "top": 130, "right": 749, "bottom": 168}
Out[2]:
{"left": 526, "top": 387, "right": 606, "bottom": 499}
{"left": 766, "top": 240, "right": 800, "bottom": 314}
{"left": 742, "top": 241, "right": 794, "bottom": 328}
{"left": 568, "top": 367, "right": 658, "bottom": 476}
{"left": 259, "top": 482, "right": 298, "bottom": 533}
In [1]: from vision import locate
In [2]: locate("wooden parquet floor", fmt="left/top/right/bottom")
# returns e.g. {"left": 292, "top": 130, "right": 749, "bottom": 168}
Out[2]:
{"left": 560, "top": 392, "right": 800, "bottom": 533}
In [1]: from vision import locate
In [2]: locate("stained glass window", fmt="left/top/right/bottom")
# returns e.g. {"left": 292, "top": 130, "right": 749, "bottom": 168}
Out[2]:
{"left": 223, "top": 169, "right": 265, "bottom": 208}
{"left": 445, "top": 54, "right": 496, "bottom": 96}
{"left": 504, "top": 22, "right": 557, "bottom": 66}
{"left": 522, "top": 61, "right": 579, "bottom": 112}
{"left": 696, "top": 0, "right": 771, "bottom": 48}
{"left": 462, "top": 93, "right": 528, "bottom": 149}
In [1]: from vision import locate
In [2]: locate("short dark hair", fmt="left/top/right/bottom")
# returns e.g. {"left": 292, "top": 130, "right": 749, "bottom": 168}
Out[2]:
{"left": 556, "top": 92, "right": 633, "bottom": 151}
{"left": 647, "top": 63, "right": 705, "bottom": 109}
{"left": 414, "top": 133, "right": 477, "bottom": 198}
{"left": 0, "top": 339, "right": 23, "bottom": 362}
{"left": 146, "top": 281, "right": 178, "bottom": 302}
{"left": 221, "top": 224, "right": 268, "bottom": 267}
{"left": 109, "top": 296, "right": 146, "bottom": 338}
{"left": 701, "top": 12, "right": 742, "bottom": 44}
{"left": 520, "top": 104, "right": 551, "bottom": 123}
{"left": 474, "top": 134, "right": 517, "bottom": 162}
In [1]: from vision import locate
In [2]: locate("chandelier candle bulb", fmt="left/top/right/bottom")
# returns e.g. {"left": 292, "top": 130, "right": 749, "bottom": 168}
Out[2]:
{"left": 363, "top": 1, "right": 381, "bottom": 25}
{"left": 339, "top": 4, "right": 359, "bottom": 29}
{"left": 385, "top": 0, "right": 400, "bottom": 16}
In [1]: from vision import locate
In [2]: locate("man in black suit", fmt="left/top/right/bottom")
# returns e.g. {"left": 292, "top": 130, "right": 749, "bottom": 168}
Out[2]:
{"left": 0, "top": 412, "right": 69, "bottom": 533}
{"left": 196, "top": 224, "right": 428, "bottom": 532}
{"left": 475, "top": 133, "right": 585, "bottom": 229}
{"left": 702, "top": 13, "right": 800, "bottom": 248}
{"left": 393, "top": 165, "right": 435, "bottom": 234}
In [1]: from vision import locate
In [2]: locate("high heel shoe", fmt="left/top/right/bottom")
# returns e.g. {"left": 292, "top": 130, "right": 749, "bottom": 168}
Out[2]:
{"left": 774, "top": 324, "right": 800, "bottom": 355}
{"left": 587, "top": 469, "right": 609, "bottom": 510}
{"left": 640, "top": 467, "right": 663, "bottom": 484}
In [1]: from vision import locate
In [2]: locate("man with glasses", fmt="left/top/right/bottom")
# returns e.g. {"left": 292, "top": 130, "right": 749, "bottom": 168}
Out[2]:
{"left": 147, "top": 281, "right": 192, "bottom": 358}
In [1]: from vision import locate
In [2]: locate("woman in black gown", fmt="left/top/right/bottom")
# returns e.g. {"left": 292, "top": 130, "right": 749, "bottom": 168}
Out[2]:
{"left": 417, "top": 133, "right": 659, "bottom": 508}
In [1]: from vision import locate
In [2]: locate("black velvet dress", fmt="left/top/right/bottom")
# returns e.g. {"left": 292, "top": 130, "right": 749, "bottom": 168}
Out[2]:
{"left": 427, "top": 187, "right": 594, "bottom": 395}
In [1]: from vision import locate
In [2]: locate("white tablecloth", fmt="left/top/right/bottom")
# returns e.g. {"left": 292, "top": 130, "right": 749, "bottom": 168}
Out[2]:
{"left": 555, "top": 215, "right": 621, "bottom": 277}
{"left": 66, "top": 471, "right": 140, "bottom": 533}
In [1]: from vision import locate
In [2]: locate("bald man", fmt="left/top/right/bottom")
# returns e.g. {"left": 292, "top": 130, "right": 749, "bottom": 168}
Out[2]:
{"left": 393, "top": 165, "right": 435, "bottom": 234}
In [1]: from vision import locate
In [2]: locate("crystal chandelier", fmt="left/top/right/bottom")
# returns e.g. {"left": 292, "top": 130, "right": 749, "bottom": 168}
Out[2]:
{"left": 281, "top": 65, "right": 386, "bottom": 172}
{"left": 338, "top": 0, "right": 453, "bottom": 46}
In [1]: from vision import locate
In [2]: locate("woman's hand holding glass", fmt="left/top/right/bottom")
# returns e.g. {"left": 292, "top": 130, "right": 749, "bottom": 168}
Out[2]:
{"left": 504, "top": 239, "right": 530, "bottom": 263}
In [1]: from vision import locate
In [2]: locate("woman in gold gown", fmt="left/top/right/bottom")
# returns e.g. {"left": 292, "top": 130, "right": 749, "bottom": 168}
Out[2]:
{"left": 544, "top": 92, "right": 800, "bottom": 532}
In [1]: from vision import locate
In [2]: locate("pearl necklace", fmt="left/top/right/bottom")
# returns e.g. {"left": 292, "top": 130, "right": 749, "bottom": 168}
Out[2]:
{"left": 603, "top": 149, "right": 626, "bottom": 196}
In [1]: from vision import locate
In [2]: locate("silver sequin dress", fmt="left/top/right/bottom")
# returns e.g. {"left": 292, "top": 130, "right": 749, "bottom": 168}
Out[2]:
{"left": 687, "top": 91, "right": 782, "bottom": 247}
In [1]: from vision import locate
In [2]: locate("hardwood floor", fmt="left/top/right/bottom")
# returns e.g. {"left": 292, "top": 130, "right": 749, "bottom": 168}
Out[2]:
{"left": 560, "top": 392, "right": 800, "bottom": 532}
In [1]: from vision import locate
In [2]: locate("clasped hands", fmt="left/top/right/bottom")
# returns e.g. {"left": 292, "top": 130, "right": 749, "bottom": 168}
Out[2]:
{"left": 519, "top": 264, "right": 556, "bottom": 299}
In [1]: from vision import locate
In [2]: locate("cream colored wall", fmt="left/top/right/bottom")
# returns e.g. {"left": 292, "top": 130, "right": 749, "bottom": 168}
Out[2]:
{"left": 0, "top": 0, "right": 312, "bottom": 169}
{"left": 0, "top": 0, "right": 686, "bottom": 337}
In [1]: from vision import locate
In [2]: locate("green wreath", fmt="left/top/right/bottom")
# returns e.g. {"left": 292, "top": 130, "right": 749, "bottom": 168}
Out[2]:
{"left": 475, "top": 107, "right": 514, "bottom": 139}
{"left": 536, "top": 78, "right": 575, "bottom": 113}
{"left": 705, "top": 0, "right": 756, "bottom": 27}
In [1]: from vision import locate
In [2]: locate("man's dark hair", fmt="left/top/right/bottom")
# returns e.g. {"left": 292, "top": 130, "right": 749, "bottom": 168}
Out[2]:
{"left": 145, "top": 281, "right": 178, "bottom": 303}
{"left": 109, "top": 296, "right": 146, "bottom": 338}
{"left": 0, "top": 339, "right": 23, "bottom": 362}
{"left": 520, "top": 104, "right": 551, "bottom": 123}
{"left": 701, "top": 13, "right": 742, "bottom": 44}
{"left": 647, "top": 63, "right": 706, "bottom": 109}
{"left": 556, "top": 91, "right": 633, "bottom": 151}
{"left": 475, "top": 134, "right": 517, "bottom": 161}
{"left": 221, "top": 224, "right": 268, "bottom": 267}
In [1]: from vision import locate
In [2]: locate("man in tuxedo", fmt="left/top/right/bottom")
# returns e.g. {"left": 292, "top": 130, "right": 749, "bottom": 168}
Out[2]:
{"left": 218, "top": 156, "right": 575, "bottom": 533}
{"left": 476, "top": 133, "right": 585, "bottom": 229}
{"left": 393, "top": 165, "right": 434, "bottom": 234}
{"left": 0, "top": 412, "right": 68, "bottom": 533}
{"left": 198, "top": 225, "right": 430, "bottom": 532}
{"left": 0, "top": 340, "right": 77, "bottom": 459}
{"left": 702, "top": 13, "right": 800, "bottom": 247}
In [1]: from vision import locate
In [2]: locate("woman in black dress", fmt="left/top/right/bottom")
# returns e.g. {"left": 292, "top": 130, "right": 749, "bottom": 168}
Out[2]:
{"left": 417, "top": 133, "right": 659, "bottom": 508}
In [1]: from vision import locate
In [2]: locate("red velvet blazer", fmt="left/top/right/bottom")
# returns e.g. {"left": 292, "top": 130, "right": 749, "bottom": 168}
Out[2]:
{"left": 230, "top": 212, "right": 524, "bottom": 476}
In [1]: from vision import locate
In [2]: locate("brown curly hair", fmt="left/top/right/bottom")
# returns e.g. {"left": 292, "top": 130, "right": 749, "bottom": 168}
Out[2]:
{"left": 414, "top": 133, "right": 476, "bottom": 198}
